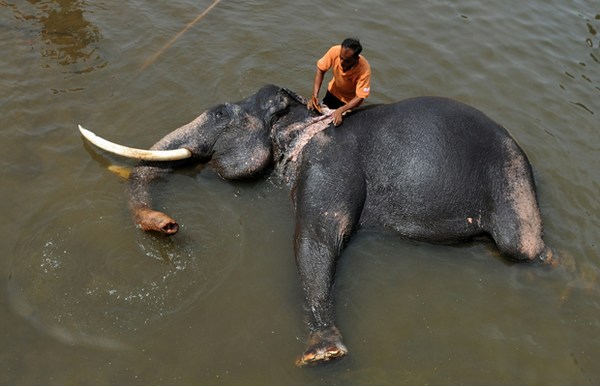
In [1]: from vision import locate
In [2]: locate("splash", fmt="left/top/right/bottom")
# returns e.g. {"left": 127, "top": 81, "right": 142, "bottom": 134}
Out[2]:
{"left": 8, "top": 193, "right": 243, "bottom": 349}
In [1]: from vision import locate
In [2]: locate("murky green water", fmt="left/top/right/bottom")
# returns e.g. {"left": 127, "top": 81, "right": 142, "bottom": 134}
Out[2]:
{"left": 1, "top": 0, "right": 599, "bottom": 384}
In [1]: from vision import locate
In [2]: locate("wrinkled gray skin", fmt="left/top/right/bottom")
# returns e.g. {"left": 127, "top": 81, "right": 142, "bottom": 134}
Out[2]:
{"left": 128, "top": 84, "right": 555, "bottom": 366}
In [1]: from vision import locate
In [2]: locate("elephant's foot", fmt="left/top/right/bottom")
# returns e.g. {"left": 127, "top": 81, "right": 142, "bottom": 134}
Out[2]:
{"left": 134, "top": 208, "right": 179, "bottom": 235}
{"left": 296, "top": 326, "right": 348, "bottom": 366}
{"left": 533, "top": 246, "right": 560, "bottom": 268}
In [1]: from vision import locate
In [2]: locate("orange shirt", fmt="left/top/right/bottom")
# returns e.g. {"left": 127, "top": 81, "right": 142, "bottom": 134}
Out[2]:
{"left": 317, "top": 45, "right": 371, "bottom": 103}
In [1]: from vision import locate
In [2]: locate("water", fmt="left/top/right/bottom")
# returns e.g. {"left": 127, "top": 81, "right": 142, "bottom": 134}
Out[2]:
{"left": 1, "top": 0, "right": 599, "bottom": 384}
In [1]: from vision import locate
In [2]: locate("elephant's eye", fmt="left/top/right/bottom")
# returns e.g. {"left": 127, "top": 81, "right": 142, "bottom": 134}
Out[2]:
{"left": 213, "top": 104, "right": 231, "bottom": 120}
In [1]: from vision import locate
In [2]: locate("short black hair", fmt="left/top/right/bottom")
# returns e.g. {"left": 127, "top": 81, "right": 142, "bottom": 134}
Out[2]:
{"left": 341, "top": 38, "right": 362, "bottom": 57}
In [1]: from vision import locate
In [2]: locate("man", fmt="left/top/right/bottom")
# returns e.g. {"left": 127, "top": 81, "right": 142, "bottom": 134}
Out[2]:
{"left": 307, "top": 38, "right": 371, "bottom": 126}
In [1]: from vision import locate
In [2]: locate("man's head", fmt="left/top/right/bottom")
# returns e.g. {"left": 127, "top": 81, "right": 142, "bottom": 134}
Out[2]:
{"left": 340, "top": 38, "right": 362, "bottom": 72}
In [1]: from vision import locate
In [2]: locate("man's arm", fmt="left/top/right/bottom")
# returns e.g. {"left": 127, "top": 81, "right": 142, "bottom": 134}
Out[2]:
{"left": 307, "top": 68, "right": 325, "bottom": 113}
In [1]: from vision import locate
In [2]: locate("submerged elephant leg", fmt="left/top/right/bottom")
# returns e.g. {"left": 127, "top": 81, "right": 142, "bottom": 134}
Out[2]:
{"left": 292, "top": 163, "right": 365, "bottom": 366}
{"left": 296, "top": 325, "right": 347, "bottom": 366}
{"left": 487, "top": 178, "right": 557, "bottom": 265}
{"left": 293, "top": 231, "right": 348, "bottom": 366}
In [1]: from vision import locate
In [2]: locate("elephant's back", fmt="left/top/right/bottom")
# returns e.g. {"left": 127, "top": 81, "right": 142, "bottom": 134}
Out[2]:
{"left": 350, "top": 97, "right": 518, "bottom": 168}
{"left": 352, "top": 96, "right": 511, "bottom": 148}
{"left": 340, "top": 97, "right": 531, "bottom": 239}
{"left": 348, "top": 96, "right": 519, "bottom": 176}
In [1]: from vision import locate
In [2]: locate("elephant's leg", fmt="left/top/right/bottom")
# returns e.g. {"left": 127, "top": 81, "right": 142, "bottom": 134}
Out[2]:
{"left": 486, "top": 150, "right": 558, "bottom": 266}
{"left": 492, "top": 223, "right": 556, "bottom": 266}
{"left": 294, "top": 227, "right": 347, "bottom": 366}
{"left": 292, "top": 165, "right": 365, "bottom": 366}
{"left": 488, "top": 193, "right": 557, "bottom": 266}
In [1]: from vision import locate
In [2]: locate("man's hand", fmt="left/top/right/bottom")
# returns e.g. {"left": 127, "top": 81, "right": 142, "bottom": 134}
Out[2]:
{"left": 332, "top": 96, "right": 364, "bottom": 126}
{"left": 307, "top": 95, "right": 323, "bottom": 114}
{"left": 333, "top": 108, "right": 344, "bottom": 126}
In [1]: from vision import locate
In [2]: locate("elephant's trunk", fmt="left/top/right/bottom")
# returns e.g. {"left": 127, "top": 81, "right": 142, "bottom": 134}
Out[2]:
{"left": 133, "top": 208, "right": 179, "bottom": 235}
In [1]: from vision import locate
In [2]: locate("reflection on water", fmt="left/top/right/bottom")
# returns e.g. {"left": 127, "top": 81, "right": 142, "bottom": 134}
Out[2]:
{"left": 4, "top": 0, "right": 106, "bottom": 73}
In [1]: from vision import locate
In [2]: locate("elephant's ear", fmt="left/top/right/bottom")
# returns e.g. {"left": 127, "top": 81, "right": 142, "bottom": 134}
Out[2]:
{"left": 262, "top": 88, "right": 309, "bottom": 121}
{"left": 280, "top": 88, "right": 308, "bottom": 106}
{"left": 212, "top": 111, "right": 273, "bottom": 180}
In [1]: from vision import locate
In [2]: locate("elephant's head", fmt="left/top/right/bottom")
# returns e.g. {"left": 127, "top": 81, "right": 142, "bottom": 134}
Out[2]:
{"left": 79, "top": 84, "right": 308, "bottom": 235}
{"left": 158, "top": 84, "right": 301, "bottom": 179}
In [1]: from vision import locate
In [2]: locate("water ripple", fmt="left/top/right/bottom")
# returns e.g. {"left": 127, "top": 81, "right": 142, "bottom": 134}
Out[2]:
{"left": 8, "top": 192, "right": 243, "bottom": 349}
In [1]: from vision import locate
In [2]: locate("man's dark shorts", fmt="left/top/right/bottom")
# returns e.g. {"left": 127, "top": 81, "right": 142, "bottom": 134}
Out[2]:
{"left": 323, "top": 91, "right": 345, "bottom": 109}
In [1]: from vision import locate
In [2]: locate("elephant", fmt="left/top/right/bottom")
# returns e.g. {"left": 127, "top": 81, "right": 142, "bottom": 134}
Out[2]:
{"left": 79, "top": 84, "right": 557, "bottom": 366}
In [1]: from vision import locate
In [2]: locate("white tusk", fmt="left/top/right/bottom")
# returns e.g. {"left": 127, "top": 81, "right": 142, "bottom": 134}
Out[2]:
{"left": 78, "top": 125, "right": 192, "bottom": 161}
